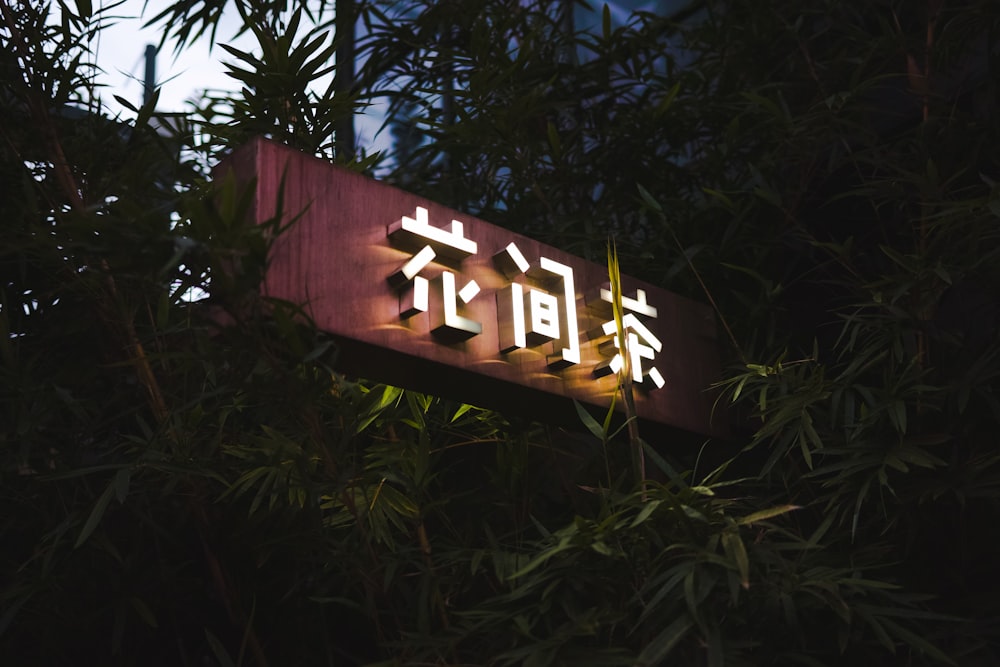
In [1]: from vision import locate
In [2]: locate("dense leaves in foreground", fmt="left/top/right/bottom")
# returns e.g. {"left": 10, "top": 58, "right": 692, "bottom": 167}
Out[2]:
{"left": 3, "top": 0, "right": 999, "bottom": 664}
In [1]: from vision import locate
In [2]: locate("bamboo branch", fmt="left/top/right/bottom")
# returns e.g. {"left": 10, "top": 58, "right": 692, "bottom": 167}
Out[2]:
{"left": 1, "top": 0, "right": 169, "bottom": 423}
{"left": 607, "top": 240, "right": 646, "bottom": 493}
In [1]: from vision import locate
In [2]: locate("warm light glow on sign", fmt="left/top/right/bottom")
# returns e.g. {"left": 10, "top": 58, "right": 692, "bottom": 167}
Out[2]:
{"left": 387, "top": 209, "right": 660, "bottom": 390}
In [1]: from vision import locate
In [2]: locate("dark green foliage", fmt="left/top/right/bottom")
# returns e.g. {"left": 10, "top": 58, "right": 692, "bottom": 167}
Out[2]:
{"left": 3, "top": 0, "right": 999, "bottom": 664}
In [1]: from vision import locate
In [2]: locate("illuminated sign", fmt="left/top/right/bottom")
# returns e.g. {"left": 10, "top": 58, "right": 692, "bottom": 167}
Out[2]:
{"left": 216, "top": 138, "right": 726, "bottom": 438}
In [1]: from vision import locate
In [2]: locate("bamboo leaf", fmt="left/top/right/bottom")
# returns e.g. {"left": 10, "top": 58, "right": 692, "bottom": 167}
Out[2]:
{"left": 574, "top": 399, "right": 606, "bottom": 442}
{"left": 634, "top": 614, "right": 693, "bottom": 666}
{"left": 74, "top": 480, "right": 116, "bottom": 548}
{"left": 636, "top": 183, "right": 663, "bottom": 213}
{"left": 113, "top": 468, "right": 130, "bottom": 504}
{"left": 450, "top": 403, "right": 474, "bottom": 422}
{"left": 630, "top": 499, "right": 663, "bottom": 527}
{"left": 737, "top": 504, "right": 800, "bottom": 526}
{"left": 879, "top": 617, "right": 957, "bottom": 665}
{"left": 721, "top": 531, "right": 750, "bottom": 589}
{"left": 204, "top": 629, "right": 236, "bottom": 667}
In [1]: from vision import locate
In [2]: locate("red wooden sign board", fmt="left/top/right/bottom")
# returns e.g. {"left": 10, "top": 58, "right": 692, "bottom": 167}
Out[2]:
{"left": 216, "top": 138, "right": 727, "bottom": 439}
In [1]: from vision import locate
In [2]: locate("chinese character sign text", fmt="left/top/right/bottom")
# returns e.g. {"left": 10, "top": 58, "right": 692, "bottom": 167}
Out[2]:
{"left": 387, "top": 208, "right": 664, "bottom": 390}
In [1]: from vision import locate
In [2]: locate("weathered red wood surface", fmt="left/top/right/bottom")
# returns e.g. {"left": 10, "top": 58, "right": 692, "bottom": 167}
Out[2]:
{"left": 216, "top": 137, "right": 728, "bottom": 439}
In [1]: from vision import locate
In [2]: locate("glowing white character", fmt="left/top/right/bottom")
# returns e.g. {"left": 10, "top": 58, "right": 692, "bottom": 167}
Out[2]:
{"left": 387, "top": 207, "right": 481, "bottom": 339}
{"left": 591, "top": 288, "right": 665, "bottom": 389}
{"left": 493, "top": 242, "right": 580, "bottom": 368}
